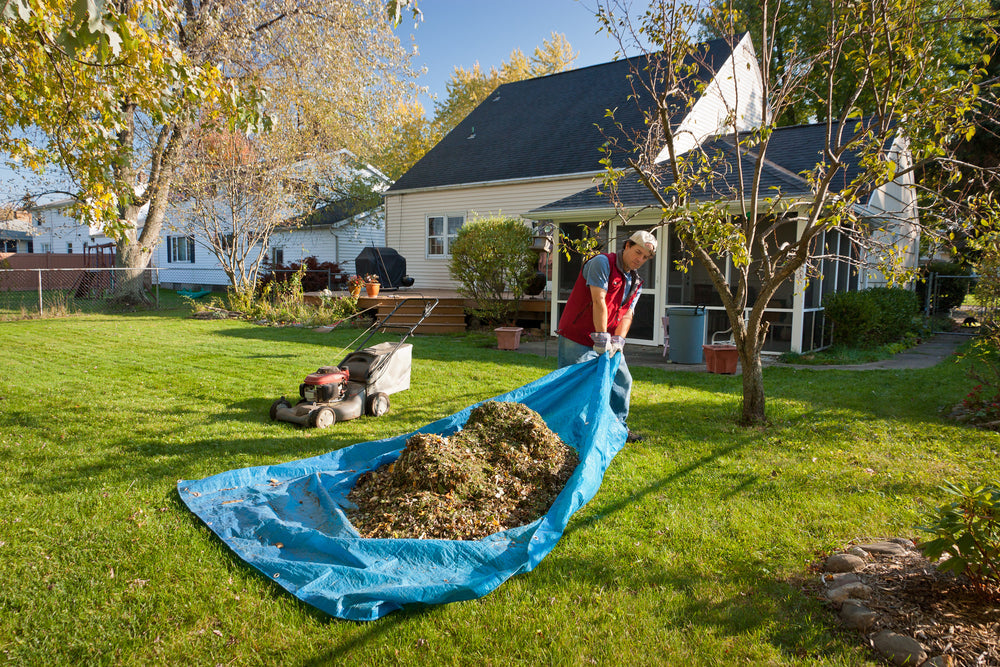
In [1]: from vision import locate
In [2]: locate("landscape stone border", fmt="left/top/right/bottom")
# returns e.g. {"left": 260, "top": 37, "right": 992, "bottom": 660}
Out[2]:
{"left": 820, "top": 539, "right": 949, "bottom": 667}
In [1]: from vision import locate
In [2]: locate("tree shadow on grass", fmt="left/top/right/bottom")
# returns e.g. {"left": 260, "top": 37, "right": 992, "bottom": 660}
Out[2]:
{"left": 564, "top": 441, "right": 745, "bottom": 538}
{"left": 534, "top": 548, "right": 849, "bottom": 662}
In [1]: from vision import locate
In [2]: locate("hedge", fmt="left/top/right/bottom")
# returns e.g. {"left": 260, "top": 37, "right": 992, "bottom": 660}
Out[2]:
{"left": 824, "top": 287, "right": 919, "bottom": 347}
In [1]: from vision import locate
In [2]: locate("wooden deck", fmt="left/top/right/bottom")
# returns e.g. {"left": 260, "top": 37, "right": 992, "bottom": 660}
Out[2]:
{"left": 352, "top": 288, "right": 553, "bottom": 335}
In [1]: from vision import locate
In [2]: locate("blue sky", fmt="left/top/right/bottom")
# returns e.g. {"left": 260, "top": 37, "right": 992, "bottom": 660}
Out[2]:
{"left": 397, "top": 0, "right": 630, "bottom": 109}
{"left": 1, "top": 1, "right": 634, "bottom": 205}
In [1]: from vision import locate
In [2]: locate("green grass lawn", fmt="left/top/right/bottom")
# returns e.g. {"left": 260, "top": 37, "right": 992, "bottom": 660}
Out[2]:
{"left": 1, "top": 307, "right": 996, "bottom": 665}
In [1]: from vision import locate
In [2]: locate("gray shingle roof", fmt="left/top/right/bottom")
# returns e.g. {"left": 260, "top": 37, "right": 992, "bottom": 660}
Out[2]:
{"left": 526, "top": 121, "right": 878, "bottom": 216}
{"left": 387, "top": 37, "right": 739, "bottom": 193}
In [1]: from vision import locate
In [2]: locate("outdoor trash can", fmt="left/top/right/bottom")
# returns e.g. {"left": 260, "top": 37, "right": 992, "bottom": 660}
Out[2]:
{"left": 666, "top": 306, "right": 706, "bottom": 364}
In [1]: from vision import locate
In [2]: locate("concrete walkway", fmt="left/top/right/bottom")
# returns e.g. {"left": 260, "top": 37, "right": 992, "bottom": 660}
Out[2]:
{"left": 512, "top": 332, "right": 972, "bottom": 373}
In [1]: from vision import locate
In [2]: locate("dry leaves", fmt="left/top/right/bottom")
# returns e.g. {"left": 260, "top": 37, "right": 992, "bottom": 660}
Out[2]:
{"left": 347, "top": 401, "right": 578, "bottom": 540}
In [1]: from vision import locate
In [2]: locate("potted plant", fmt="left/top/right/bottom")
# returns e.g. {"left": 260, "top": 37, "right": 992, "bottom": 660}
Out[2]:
{"left": 347, "top": 274, "right": 365, "bottom": 298}
{"left": 364, "top": 273, "right": 381, "bottom": 297}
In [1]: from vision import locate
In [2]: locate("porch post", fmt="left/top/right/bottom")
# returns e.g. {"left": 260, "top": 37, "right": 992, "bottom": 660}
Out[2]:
{"left": 548, "top": 226, "right": 560, "bottom": 337}
{"left": 790, "top": 216, "right": 807, "bottom": 354}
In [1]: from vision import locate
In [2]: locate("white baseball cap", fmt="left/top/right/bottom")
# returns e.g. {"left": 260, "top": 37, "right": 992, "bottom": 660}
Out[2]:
{"left": 628, "top": 230, "right": 657, "bottom": 254}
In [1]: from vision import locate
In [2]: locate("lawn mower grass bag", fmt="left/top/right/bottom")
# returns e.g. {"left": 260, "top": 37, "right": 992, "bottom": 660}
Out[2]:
{"left": 177, "top": 353, "right": 626, "bottom": 621}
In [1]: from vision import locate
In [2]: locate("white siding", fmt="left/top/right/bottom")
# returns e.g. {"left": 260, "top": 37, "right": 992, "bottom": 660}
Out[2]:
{"left": 657, "top": 32, "right": 765, "bottom": 161}
{"left": 272, "top": 214, "right": 385, "bottom": 277}
{"left": 384, "top": 175, "right": 600, "bottom": 289}
{"left": 863, "top": 136, "right": 921, "bottom": 286}
{"left": 29, "top": 202, "right": 99, "bottom": 254}
{"left": 154, "top": 232, "right": 234, "bottom": 286}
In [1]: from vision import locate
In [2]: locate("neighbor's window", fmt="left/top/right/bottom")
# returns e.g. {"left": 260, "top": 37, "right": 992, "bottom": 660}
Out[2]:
{"left": 271, "top": 246, "right": 284, "bottom": 266}
{"left": 426, "top": 213, "right": 464, "bottom": 256}
{"left": 214, "top": 233, "right": 234, "bottom": 251}
{"left": 66, "top": 242, "right": 73, "bottom": 254}
{"left": 167, "top": 235, "right": 195, "bottom": 263}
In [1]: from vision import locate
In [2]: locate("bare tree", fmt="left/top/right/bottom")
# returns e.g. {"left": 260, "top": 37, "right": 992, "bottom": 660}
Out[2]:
{"left": 594, "top": 0, "right": 996, "bottom": 424}
{"left": 172, "top": 132, "right": 293, "bottom": 296}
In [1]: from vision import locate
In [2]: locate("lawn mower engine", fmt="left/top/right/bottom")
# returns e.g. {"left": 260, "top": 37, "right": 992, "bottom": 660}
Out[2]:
{"left": 270, "top": 342, "right": 412, "bottom": 429}
{"left": 301, "top": 366, "right": 350, "bottom": 404}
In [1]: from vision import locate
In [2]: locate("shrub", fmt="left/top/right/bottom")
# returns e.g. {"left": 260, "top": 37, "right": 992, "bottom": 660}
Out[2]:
{"left": 918, "top": 481, "right": 1000, "bottom": 590}
{"left": 449, "top": 214, "right": 535, "bottom": 325}
{"left": 824, "top": 287, "right": 919, "bottom": 347}
{"left": 957, "top": 326, "right": 1000, "bottom": 429}
{"left": 226, "top": 262, "right": 359, "bottom": 326}
{"left": 915, "top": 260, "right": 973, "bottom": 314}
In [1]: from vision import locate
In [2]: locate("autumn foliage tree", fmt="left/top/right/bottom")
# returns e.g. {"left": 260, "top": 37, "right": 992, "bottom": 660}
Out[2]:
{"left": 1, "top": 0, "right": 419, "bottom": 302}
{"left": 594, "top": 0, "right": 997, "bottom": 424}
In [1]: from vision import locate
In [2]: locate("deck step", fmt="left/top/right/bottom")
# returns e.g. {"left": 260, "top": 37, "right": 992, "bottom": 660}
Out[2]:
{"left": 358, "top": 296, "right": 469, "bottom": 334}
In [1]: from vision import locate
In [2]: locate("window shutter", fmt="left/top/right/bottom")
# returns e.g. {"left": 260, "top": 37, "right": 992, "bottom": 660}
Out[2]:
{"left": 188, "top": 237, "right": 195, "bottom": 263}
{"left": 167, "top": 236, "right": 173, "bottom": 263}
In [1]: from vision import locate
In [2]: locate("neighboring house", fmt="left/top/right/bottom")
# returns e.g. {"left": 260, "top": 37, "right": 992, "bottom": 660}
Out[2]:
{"left": 383, "top": 34, "right": 919, "bottom": 354}
{"left": 23, "top": 154, "right": 386, "bottom": 291}
{"left": 158, "top": 150, "right": 387, "bottom": 290}
{"left": 24, "top": 199, "right": 105, "bottom": 255}
{"left": 0, "top": 208, "right": 34, "bottom": 252}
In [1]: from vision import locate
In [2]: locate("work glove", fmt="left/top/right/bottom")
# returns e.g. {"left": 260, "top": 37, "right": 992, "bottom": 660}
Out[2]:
{"left": 590, "top": 332, "right": 611, "bottom": 354}
{"left": 610, "top": 335, "right": 626, "bottom": 356}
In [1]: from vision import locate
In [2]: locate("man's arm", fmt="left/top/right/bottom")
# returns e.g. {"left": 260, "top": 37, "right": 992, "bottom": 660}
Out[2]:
{"left": 589, "top": 285, "right": 609, "bottom": 333}
{"left": 614, "top": 312, "right": 633, "bottom": 338}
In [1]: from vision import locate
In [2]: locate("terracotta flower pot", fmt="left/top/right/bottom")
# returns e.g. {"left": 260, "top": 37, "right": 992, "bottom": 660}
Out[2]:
{"left": 349, "top": 286, "right": 362, "bottom": 298}
{"left": 494, "top": 326, "right": 524, "bottom": 350}
{"left": 703, "top": 344, "right": 739, "bottom": 374}
{"left": 365, "top": 282, "right": 380, "bottom": 297}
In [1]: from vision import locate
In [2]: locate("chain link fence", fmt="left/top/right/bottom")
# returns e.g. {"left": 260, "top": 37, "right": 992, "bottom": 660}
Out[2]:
{"left": 0, "top": 265, "right": 351, "bottom": 320}
{"left": 0, "top": 267, "right": 164, "bottom": 319}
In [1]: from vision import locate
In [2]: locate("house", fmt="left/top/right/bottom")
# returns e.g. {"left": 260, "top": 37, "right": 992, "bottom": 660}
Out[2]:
{"left": 0, "top": 210, "right": 33, "bottom": 254}
{"left": 158, "top": 150, "right": 387, "bottom": 290}
{"left": 528, "top": 127, "right": 919, "bottom": 353}
{"left": 21, "top": 153, "right": 387, "bottom": 291}
{"left": 383, "top": 34, "right": 919, "bottom": 354}
{"left": 21, "top": 199, "right": 102, "bottom": 255}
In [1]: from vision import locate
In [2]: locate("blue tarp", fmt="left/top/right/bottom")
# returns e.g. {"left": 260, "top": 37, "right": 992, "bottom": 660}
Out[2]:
{"left": 177, "top": 354, "right": 625, "bottom": 621}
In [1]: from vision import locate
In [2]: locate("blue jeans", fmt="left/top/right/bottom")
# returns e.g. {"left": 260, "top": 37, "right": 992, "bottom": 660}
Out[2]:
{"left": 557, "top": 336, "right": 632, "bottom": 425}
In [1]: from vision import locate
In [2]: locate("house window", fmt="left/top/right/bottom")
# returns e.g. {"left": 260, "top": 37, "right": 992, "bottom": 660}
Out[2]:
{"left": 426, "top": 214, "right": 464, "bottom": 257}
{"left": 214, "top": 233, "right": 234, "bottom": 251}
{"left": 271, "top": 246, "right": 284, "bottom": 266}
{"left": 67, "top": 242, "right": 73, "bottom": 254}
{"left": 167, "top": 236, "right": 196, "bottom": 263}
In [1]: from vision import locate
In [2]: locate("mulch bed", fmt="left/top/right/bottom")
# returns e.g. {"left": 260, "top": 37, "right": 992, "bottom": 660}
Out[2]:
{"left": 347, "top": 401, "right": 578, "bottom": 540}
{"left": 807, "top": 547, "right": 1000, "bottom": 665}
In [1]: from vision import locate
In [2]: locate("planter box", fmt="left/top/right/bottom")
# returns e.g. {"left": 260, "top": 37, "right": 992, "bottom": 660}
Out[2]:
{"left": 494, "top": 327, "right": 524, "bottom": 351}
{"left": 703, "top": 344, "right": 739, "bottom": 374}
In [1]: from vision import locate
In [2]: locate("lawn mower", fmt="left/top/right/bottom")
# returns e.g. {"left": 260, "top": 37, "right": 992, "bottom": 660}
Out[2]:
{"left": 270, "top": 297, "right": 438, "bottom": 428}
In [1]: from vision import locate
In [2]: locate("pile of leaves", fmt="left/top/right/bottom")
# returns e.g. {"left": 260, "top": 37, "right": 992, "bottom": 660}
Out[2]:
{"left": 347, "top": 401, "right": 579, "bottom": 540}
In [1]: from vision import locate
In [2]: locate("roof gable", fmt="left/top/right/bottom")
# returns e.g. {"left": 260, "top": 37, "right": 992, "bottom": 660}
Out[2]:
{"left": 387, "top": 37, "right": 741, "bottom": 193}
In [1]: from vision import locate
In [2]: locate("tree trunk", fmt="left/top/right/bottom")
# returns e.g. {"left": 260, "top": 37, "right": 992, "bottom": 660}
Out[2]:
{"left": 738, "top": 343, "right": 767, "bottom": 425}
{"left": 113, "top": 226, "right": 151, "bottom": 305}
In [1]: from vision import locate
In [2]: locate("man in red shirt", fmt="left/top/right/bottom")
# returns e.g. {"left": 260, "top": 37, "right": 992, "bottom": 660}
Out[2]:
{"left": 556, "top": 230, "right": 656, "bottom": 442}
